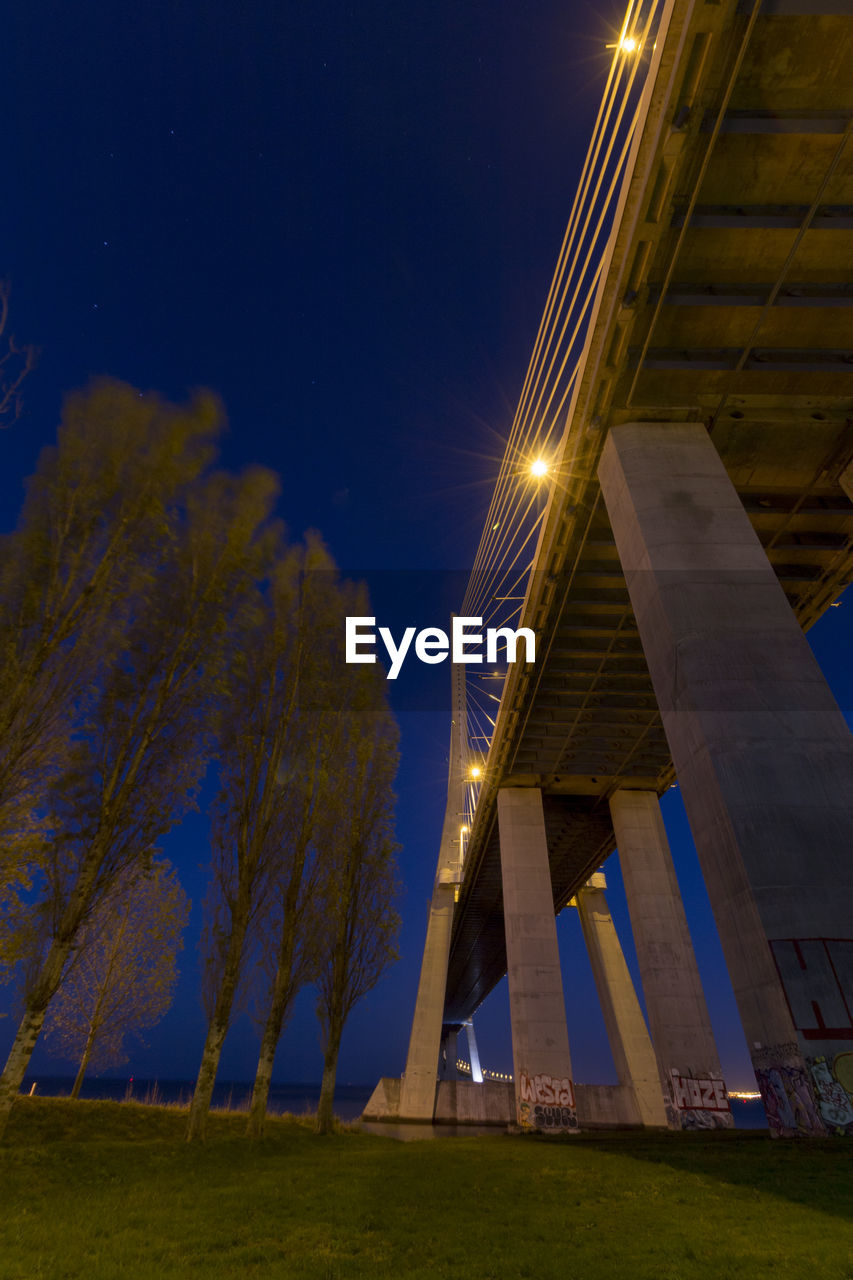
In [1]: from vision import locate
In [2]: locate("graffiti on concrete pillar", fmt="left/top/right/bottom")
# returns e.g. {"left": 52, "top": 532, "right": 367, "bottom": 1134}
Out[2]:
{"left": 752, "top": 1042, "right": 826, "bottom": 1137}
{"left": 770, "top": 938, "right": 853, "bottom": 1041}
{"left": 517, "top": 1071, "right": 579, "bottom": 1132}
{"left": 808, "top": 1053, "right": 853, "bottom": 1134}
{"left": 668, "top": 1070, "right": 733, "bottom": 1129}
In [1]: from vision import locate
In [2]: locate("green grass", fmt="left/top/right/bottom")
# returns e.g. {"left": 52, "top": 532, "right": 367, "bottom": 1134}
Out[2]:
{"left": 1, "top": 1098, "right": 852, "bottom": 1279}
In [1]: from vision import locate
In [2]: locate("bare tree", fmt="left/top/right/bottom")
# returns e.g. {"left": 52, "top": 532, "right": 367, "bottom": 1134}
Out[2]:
{"left": 43, "top": 861, "right": 189, "bottom": 1097}
{"left": 314, "top": 667, "right": 401, "bottom": 1135}
{"left": 0, "top": 281, "right": 37, "bottom": 425}
{"left": 0, "top": 401, "right": 277, "bottom": 1140}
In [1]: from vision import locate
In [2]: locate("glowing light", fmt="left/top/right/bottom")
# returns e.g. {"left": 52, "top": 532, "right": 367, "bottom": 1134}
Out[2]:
{"left": 606, "top": 34, "right": 640, "bottom": 52}
{"left": 470, "top": 765, "right": 482, "bottom": 779}
{"left": 530, "top": 458, "right": 548, "bottom": 478}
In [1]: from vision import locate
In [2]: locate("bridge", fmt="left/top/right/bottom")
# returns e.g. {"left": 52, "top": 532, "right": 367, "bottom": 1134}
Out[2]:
{"left": 363, "top": 0, "right": 853, "bottom": 1137}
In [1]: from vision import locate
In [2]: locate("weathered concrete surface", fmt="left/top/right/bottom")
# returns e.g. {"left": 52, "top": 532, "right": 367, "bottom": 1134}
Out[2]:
{"left": 599, "top": 421, "right": 853, "bottom": 1136}
{"left": 363, "top": 1077, "right": 645, "bottom": 1129}
{"left": 398, "top": 886, "right": 455, "bottom": 1120}
{"left": 362, "top": 1076, "right": 401, "bottom": 1121}
{"left": 439, "top": 1027, "right": 461, "bottom": 1080}
{"left": 575, "top": 1084, "right": 642, "bottom": 1129}
{"left": 399, "top": 664, "right": 468, "bottom": 1121}
{"left": 610, "top": 789, "right": 732, "bottom": 1129}
{"left": 498, "top": 787, "right": 578, "bottom": 1132}
{"left": 575, "top": 877, "right": 671, "bottom": 1128}
{"left": 434, "top": 1080, "right": 515, "bottom": 1125}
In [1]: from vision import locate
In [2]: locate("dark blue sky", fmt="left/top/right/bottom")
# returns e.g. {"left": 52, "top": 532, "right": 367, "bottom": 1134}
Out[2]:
{"left": 2, "top": 0, "right": 850, "bottom": 1094}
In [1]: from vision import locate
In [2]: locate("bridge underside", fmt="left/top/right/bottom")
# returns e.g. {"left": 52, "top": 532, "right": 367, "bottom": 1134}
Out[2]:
{"left": 445, "top": 0, "right": 853, "bottom": 1026}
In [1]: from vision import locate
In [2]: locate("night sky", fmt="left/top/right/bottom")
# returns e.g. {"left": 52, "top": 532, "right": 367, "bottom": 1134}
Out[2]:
{"left": 2, "top": 1, "right": 850, "bottom": 1094}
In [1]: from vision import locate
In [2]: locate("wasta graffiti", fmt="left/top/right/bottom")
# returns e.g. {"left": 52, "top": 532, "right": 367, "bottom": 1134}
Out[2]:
{"left": 517, "top": 1071, "right": 578, "bottom": 1133}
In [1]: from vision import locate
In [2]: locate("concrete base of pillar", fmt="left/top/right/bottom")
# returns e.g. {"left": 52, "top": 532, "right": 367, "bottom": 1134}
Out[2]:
{"left": 362, "top": 1077, "right": 655, "bottom": 1130}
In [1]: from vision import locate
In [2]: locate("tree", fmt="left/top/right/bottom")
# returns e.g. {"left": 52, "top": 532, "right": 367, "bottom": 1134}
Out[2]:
{"left": 314, "top": 666, "right": 401, "bottom": 1135}
{"left": 190, "top": 536, "right": 346, "bottom": 1141}
{"left": 190, "top": 548, "right": 299, "bottom": 1141}
{"left": 245, "top": 549, "right": 355, "bottom": 1139}
{"left": 0, "top": 281, "right": 37, "bottom": 425}
{"left": 0, "top": 388, "right": 278, "bottom": 1141}
{"left": 43, "top": 861, "right": 189, "bottom": 1097}
{"left": 0, "top": 380, "right": 220, "bottom": 983}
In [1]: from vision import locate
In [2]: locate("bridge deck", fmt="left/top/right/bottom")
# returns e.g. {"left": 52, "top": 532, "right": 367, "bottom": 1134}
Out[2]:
{"left": 445, "top": 0, "right": 853, "bottom": 1025}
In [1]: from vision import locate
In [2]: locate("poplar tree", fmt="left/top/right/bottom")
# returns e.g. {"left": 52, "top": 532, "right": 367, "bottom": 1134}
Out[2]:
{"left": 0, "top": 380, "right": 219, "bottom": 981}
{"left": 191, "top": 535, "right": 352, "bottom": 1140}
{"left": 43, "top": 861, "right": 189, "bottom": 1098}
{"left": 314, "top": 667, "right": 401, "bottom": 1135}
{"left": 244, "top": 556, "right": 355, "bottom": 1138}
{"left": 0, "top": 388, "right": 277, "bottom": 1141}
{"left": 189, "top": 547, "right": 302, "bottom": 1140}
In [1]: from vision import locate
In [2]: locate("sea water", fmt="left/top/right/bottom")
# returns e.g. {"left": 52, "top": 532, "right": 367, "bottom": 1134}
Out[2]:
{"left": 20, "top": 1076, "right": 374, "bottom": 1121}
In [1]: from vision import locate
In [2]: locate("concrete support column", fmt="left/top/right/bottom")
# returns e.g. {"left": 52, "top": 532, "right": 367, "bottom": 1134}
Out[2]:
{"left": 575, "top": 873, "right": 670, "bottom": 1128}
{"left": 439, "top": 1027, "right": 460, "bottom": 1080}
{"left": 399, "top": 888, "right": 456, "bottom": 1117}
{"left": 465, "top": 1020, "right": 483, "bottom": 1084}
{"left": 610, "top": 788, "right": 732, "bottom": 1129}
{"left": 399, "top": 662, "right": 468, "bottom": 1121}
{"left": 599, "top": 422, "right": 853, "bottom": 1136}
{"left": 497, "top": 787, "right": 579, "bottom": 1133}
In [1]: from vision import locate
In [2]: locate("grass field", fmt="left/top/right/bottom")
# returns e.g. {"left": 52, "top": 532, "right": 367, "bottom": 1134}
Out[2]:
{"left": 1, "top": 1098, "right": 852, "bottom": 1279}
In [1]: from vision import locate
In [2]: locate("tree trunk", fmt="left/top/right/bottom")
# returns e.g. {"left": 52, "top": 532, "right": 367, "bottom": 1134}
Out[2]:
{"left": 246, "top": 928, "right": 298, "bottom": 1139}
{"left": 246, "top": 1020, "right": 277, "bottom": 1139}
{"left": 246, "top": 831, "right": 313, "bottom": 1139}
{"left": 0, "top": 918, "right": 87, "bottom": 1141}
{"left": 316, "top": 1015, "right": 342, "bottom": 1135}
{"left": 0, "top": 1006, "right": 50, "bottom": 1141}
{"left": 186, "top": 917, "right": 248, "bottom": 1142}
{"left": 186, "top": 1016, "right": 230, "bottom": 1141}
{"left": 70, "top": 1023, "right": 97, "bottom": 1100}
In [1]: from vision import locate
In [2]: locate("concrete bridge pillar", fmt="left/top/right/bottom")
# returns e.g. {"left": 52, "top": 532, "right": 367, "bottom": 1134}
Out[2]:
{"left": 497, "top": 786, "right": 579, "bottom": 1133}
{"left": 399, "top": 884, "right": 455, "bottom": 1118}
{"left": 599, "top": 422, "right": 853, "bottom": 1136}
{"left": 574, "top": 872, "right": 671, "bottom": 1128}
{"left": 399, "top": 661, "right": 468, "bottom": 1121}
{"left": 465, "top": 1020, "right": 483, "bottom": 1083}
{"left": 609, "top": 789, "right": 732, "bottom": 1129}
{"left": 439, "top": 1027, "right": 461, "bottom": 1080}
